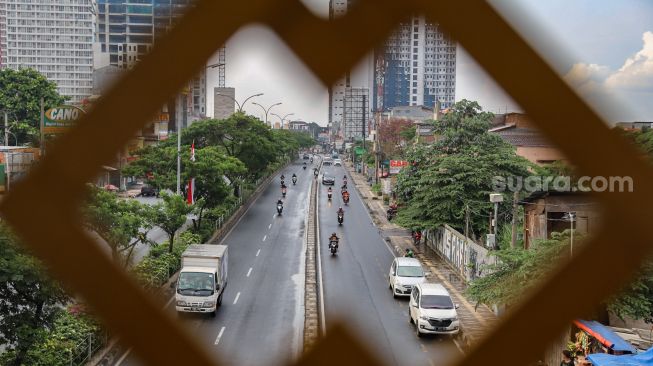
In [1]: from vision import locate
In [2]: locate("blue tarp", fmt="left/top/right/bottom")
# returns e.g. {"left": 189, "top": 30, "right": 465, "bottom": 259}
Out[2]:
{"left": 588, "top": 347, "right": 653, "bottom": 366}
{"left": 577, "top": 320, "right": 638, "bottom": 354}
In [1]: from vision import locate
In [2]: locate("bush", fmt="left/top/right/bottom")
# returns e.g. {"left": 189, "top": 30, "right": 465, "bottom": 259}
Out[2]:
{"left": 131, "top": 231, "right": 200, "bottom": 292}
{"left": 0, "top": 307, "right": 104, "bottom": 366}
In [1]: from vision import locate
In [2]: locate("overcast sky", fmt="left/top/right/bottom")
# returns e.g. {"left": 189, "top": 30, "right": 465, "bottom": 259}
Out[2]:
{"left": 205, "top": 0, "right": 653, "bottom": 125}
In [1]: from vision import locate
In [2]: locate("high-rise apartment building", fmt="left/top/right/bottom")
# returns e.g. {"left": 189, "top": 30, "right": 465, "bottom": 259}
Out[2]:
{"left": 0, "top": 0, "right": 96, "bottom": 102}
{"left": 95, "top": 0, "right": 214, "bottom": 118}
{"left": 374, "top": 15, "right": 456, "bottom": 111}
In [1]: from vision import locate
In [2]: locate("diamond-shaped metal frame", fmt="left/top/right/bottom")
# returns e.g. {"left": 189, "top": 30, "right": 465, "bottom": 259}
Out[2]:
{"left": 1, "top": 0, "right": 651, "bottom": 365}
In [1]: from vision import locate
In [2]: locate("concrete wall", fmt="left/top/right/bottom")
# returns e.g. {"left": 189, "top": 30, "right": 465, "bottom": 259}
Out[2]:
{"left": 425, "top": 225, "right": 496, "bottom": 283}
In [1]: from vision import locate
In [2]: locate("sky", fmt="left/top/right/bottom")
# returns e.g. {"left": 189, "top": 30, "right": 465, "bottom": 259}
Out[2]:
{"left": 205, "top": 0, "right": 653, "bottom": 125}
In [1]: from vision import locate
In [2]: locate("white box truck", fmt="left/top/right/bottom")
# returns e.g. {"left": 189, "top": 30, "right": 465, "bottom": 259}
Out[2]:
{"left": 174, "top": 244, "right": 228, "bottom": 317}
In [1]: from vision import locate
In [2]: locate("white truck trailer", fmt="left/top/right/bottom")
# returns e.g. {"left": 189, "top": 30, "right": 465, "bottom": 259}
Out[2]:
{"left": 174, "top": 244, "right": 228, "bottom": 317}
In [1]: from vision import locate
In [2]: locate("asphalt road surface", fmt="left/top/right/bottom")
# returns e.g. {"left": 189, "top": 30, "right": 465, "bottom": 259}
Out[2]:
{"left": 318, "top": 164, "right": 461, "bottom": 366}
{"left": 118, "top": 160, "right": 314, "bottom": 366}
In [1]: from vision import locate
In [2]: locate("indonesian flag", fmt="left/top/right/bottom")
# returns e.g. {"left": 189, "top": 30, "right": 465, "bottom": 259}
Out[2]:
{"left": 187, "top": 178, "right": 195, "bottom": 205}
{"left": 190, "top": 140, "right": 195, "bottom": 162}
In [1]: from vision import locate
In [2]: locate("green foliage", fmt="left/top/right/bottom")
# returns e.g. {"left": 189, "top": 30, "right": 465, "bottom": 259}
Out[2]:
{"left": 149, "top": 193, "right": 193, "bottom": 253}
{"left": 466, "top": 231, "right": 573, "bottom": 306}
{"left": 0, "top": 224, "right": 69, "bottom": 365}
{"left": 131, "top": 231, "right": 200, "bottom": 292}
{"left": 0, "top": 68, "right": 67, "bottom": 146}
{"left": 395, "top": 100, "right": 531, "bottom": 236}
{"left": 82, "top": 186, "right": 153, "bottom": 266}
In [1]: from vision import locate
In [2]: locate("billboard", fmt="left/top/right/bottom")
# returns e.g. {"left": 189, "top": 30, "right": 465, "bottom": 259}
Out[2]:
{"left": 389, "top": 160, "right": 408, "bottom": 174}
{"left": 43, "top": 105, "right": 86, "bottom": 134}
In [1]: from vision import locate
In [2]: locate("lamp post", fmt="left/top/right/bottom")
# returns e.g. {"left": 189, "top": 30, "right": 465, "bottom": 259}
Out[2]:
{"left": 563, "top": 212, "right": 576, "bottom": 257}
{"left": 271, "top": 112, "right": 294, "bottom": 129}
{"left": 252, "top": 102, "right": 282, "bottom": 127}
{"left": 215, "top": 92, "right": 263, "bottom": 113}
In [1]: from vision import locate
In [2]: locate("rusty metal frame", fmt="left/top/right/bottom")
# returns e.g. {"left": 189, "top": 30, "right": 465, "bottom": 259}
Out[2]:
{"left": 1, "top": 0, "right": 650, "bottom": 365}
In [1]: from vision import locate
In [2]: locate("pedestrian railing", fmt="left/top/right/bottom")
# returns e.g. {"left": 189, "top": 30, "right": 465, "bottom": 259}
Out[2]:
{"left": 69, "top": 331, "right": 108, "bottom": 366}
{"left": 0, "top": 1, "right": 646, "bottom": 365}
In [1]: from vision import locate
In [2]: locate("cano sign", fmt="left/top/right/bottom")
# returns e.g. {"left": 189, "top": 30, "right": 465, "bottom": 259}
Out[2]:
{"left": 389, "top": 160, "right": 409, "bottom": 174}
{"left": 43, "top": 105, "right": 85, "bottom": 134}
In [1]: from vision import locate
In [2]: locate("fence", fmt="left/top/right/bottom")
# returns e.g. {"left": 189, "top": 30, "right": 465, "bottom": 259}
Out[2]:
{"left": 70, "top": 331, "right": 108, "bottom": 366}
{"left": 1, "top": 1, "right": 649, "bottom": 365}
{"left": 425, "top": 224, "right": 496, "bottom": 283}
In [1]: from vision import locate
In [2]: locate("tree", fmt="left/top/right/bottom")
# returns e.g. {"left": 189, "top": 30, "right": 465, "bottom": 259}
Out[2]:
{"left": 183, "top": 114, "right": 277, "bottom": 178}
{"left": 0, "top": 224, "right": 69, "bottom": 365}
{"left": 82, "top": 186, "right": 154, "bottom": 267}
{"left": 377, "top": 118, "right": 415, "bottom": 158}
{"left": 395, "top": 100, "right": 531, "bottom": 237}
{"left": 149, "top": 193, "right": 193, "bottom": 253}
{"left": 0, "top": 68, "right": 67, "bottom": 146}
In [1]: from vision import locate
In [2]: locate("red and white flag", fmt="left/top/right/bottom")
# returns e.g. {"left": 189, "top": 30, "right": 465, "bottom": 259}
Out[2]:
{"left": 190, "top": 140, "right": 195, "bottom": 162}
{"left": 187, "top": 178, "right": 195, "bottom": 205}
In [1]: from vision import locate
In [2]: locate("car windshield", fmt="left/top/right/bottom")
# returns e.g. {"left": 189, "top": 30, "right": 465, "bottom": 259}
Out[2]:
{"left": 421, "top": 295, "right": 454, "bottom": 309}
{"left": 177, "top": 272, "right": 214, "bottom": 297}
{"left": 396, "top": 265, "right": 424, "bottom": 277}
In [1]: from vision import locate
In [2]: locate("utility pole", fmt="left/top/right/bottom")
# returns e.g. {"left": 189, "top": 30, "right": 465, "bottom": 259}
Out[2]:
{"left": 40, "top": 98, "right": 44, "bottom": 156}
{"left": 176, "top": 93, "right": 185, "bottom": 195}
{"left": 465, "top": 204, "right": 470, "bottom": 239}
{"left": 569, "top": 212, "right": 575, "bottom": 257}
{"left": 4, "top": 112, "right": 8, "bottom": 146}
{"left": 511, "top": 191, "right": 519, "bottom": 248}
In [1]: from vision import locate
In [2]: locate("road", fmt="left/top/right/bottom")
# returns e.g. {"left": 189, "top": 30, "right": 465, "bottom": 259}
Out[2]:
{"left": 318, "top": 164, "right": 461, "bottom": 366}
{"left": 118, "top": 160, "right": 313, "bottom": 366}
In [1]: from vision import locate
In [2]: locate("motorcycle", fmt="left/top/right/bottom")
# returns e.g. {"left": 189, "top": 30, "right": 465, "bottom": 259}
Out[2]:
{"left": 277, "top": 203, "right": 283, "bottom": 215}
{"left": 282, "top": 187, "right": 287, "bottom": 198}
{"left": 329, "top": 240, "right": 338, "bottom": 255}
{"left": 337, "top": 213, "right": 344, "bottom": 225}
{"left": 327, "top": 192, "right": 332, "bottom": 200}
{"left": 303, "top": 165, "right": 307, "bottom": 170}
{"left": 292, "top": 176, "right": 297, "bottom": 185}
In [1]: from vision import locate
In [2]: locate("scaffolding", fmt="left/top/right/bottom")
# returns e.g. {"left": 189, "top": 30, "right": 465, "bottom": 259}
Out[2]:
{"left": 343, "top": 87, "right": 369, "bottom": 141}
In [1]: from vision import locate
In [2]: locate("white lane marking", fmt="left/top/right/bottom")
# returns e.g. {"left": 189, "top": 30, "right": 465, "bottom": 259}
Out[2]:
{"left": 262, "top": 235, "right": 267, "bottom": 242}
{"left": 233, "top": 292, "right": 241, "bottom": 305}
{"left": 165, "top": 294, "right": 175, "bottom": 307}
{"left": 453, "top": 337, "right": 466, "bottom": 355}
{"left": 268, "top": 224, "right": 272, "bottom": 229}
{"left": 214, "top": 326, "right": 226, "bottom": 345}
{"left": 273, "top": 213, "right": 276, "bottom": 218}
{"left": 247, "top": 267, "right": 253, "bottom": 277}
{"left": 256, "top": 249, "right": 261, "bottom": 257}
{"left": 115, "top": 349, "right": 131, "bottom": 365}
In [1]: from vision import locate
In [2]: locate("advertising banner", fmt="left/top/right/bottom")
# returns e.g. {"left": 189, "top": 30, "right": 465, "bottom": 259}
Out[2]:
{"left": 389, "top": 160, "right": 408, "bottom": 174}
{"left": 43, "top": 105, "right": 86, "bottom": 134}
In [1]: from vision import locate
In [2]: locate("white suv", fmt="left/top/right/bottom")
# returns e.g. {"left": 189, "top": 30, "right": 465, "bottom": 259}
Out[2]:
{"left": 409, "top": 283, "right": 460, "bottom": 337}
{"left": 388, "top": 257, "right": 426, "bottom": 298}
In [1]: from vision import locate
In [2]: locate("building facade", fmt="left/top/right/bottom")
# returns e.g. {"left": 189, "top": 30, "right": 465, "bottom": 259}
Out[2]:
{"left": 0, "top": 0, "right": 96, "bottom": 102}
{"left": 373, "top": 15, "right": 456, "bottom": 111}
{"left": 95, "top": 0, "right": 208, "bottom": 118}
{"left": 213, "top": 87, "right": 235, "bottom": 120}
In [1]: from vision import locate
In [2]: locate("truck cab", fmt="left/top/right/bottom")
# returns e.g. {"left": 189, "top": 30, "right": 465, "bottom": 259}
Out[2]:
{"left": 174, "top": 244, "right": 228, "bottom": 317}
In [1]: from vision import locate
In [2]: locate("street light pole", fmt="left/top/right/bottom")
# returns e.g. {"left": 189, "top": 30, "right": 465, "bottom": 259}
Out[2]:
{"left": 271, "top": 112, "right": 294, "bottom": 129}
{"left": 252, "top": 102, "right": 282, "bottom": 127}
{"left": 215, "top": 92, "right": 263, "bottom": 113}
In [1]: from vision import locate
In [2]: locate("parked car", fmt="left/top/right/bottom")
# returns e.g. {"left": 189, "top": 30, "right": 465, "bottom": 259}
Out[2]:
{"left": 409, "top": 283, "right": 460, "bottom": 337}
{"left": 303, "top": 153, "right": 310, "bottom": 160}
{"left": 322, "top": 174, "right": 335, "bottom": 185}
{"left": 334, "top": 159, "right": 342, "bottom": 167}
{"left": 140, "top": 185, "right": 158, "bottom": 197}
{"left": 388, "top": 257, "right": 426, "bottom": 298}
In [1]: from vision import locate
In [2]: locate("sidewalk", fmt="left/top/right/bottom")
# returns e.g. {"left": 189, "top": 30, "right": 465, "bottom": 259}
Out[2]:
{"left": 344, "top": 161, "right": 497, "bottom": 349}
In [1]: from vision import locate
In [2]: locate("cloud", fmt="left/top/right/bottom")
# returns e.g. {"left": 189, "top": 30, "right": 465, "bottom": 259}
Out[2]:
{"left": 564, "top": 31, "right": 653, "bottom": 122}
{"left": 605, "top": 31, "right": 653, "bottom": 91}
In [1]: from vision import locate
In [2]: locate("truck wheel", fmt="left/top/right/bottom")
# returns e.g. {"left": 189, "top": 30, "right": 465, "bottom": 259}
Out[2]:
{"left": 217, "top": 292, "right": 223, "bottom": 306}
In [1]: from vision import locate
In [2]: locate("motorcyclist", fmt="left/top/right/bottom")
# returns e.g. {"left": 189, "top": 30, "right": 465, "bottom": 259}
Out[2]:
{"left": 292, "top": 173, "right": 297, "bottom": 178}
{"left": 329, "top": 232, "right": 339, "bottom": 249}
{"left": 337, "top": 207, "right": 344, "bottom": 216}
{"left": 280, "top": 174, "right": 285, "bottom": 181}
{"left": 342, "top": 190, "right": 350, "bottom": 202}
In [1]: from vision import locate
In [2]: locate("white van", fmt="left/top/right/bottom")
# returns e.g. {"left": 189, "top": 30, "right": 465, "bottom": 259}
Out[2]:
{"left": 409, "top": 283, "right": 460, "bottom": 337}
{"left": 388, "top": 257, "right": 427, "bottom": 298}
